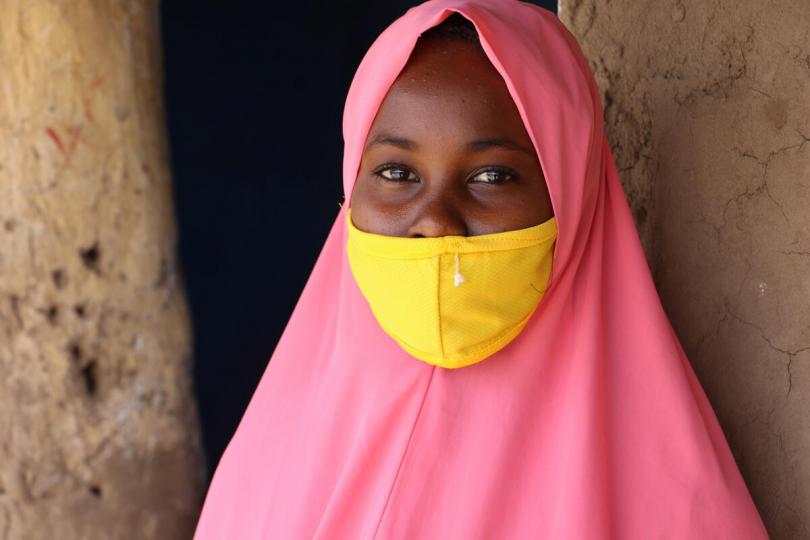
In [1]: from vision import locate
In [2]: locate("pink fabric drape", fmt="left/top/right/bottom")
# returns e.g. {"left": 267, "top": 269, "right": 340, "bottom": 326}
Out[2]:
{"left": 193, "top": 0, "right": 769, "bottom": 537}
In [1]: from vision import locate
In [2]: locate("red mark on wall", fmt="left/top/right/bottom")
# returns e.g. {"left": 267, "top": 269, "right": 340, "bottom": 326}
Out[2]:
{"left": 45, "top": 127, "right": 65, "bottom": 155}
{"left": 83, "top": 75, "right": 106, "bottom": 123}
{"left": 45, "top": 125, "right": 83, "bottom": 169}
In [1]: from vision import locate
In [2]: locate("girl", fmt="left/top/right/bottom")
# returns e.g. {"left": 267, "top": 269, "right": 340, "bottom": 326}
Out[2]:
{"left": 194, "top": 1, "right": 768, "bottom": 537}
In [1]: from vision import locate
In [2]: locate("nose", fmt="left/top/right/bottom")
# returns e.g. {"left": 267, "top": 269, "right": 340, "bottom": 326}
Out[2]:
{"left": 406, "top": 200, "right": 468, "bottom": 238}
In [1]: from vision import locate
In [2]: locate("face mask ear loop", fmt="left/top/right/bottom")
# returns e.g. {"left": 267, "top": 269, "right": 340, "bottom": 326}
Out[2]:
{"left": 454, "top": 252, "right": 465, "bottom": 287}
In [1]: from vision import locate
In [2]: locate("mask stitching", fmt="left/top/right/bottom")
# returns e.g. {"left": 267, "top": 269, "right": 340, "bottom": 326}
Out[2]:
{"left": 437, "top": 254, "right": 445, "bottom": 359}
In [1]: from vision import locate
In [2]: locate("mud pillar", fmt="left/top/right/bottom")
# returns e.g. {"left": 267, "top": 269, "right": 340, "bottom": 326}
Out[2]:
{"left": 0, "top": 1, "right": 205, "bottom": 538}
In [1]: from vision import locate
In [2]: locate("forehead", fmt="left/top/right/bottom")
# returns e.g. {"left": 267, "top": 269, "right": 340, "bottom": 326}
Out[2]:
{"left": 366, "top": 38, "right": 530, "bottom": 142}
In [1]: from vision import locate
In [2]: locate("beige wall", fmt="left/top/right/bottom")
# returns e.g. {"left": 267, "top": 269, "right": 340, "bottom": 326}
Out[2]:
{"left": 559, "top": 1, "right": 810, "bottom": 537}
{"left": 0, "top": 1, "right": 205, "bottom": 538}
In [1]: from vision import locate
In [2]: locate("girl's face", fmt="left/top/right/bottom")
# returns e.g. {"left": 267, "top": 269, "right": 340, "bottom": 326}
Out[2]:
{"left": 349, "top": 36, "right": 553, "bottom": 238}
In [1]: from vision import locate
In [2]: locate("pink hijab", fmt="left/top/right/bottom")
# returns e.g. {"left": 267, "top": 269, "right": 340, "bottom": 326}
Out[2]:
{"left": 193, "top": 0, "right": 768, "bottom": 537}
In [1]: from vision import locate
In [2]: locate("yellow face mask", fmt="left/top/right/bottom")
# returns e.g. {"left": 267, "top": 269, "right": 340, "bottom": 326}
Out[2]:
{"left": 345, "top": 208, "right": 557, "bottom": 369}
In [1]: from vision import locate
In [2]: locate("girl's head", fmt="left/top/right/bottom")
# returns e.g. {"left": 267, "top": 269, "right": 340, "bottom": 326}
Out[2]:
{"left": 348, "top": 13, "right": 554, "bottom": 238}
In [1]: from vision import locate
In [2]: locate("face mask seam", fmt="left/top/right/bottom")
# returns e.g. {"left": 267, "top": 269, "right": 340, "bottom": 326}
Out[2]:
{"left": 437, "top": 253, "right": 446, "bottom": 360}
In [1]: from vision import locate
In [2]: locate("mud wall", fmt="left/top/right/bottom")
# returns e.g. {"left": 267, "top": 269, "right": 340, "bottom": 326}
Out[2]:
{"left": 559, "top": 1, "right": 810, "bottom": 537}
{"left": 0, "top": 1, "right": 205, "bottom": 538}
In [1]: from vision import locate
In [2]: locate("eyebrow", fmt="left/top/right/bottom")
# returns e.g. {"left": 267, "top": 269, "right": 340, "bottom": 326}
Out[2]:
{"left": 466, "top": 137, "right": 536, "bottom": 156}
{"left": 364, "top": 134, "right": 536, "bottom": 156}
{"left": 364, "top": 135, "right": 417, "bottom": 152}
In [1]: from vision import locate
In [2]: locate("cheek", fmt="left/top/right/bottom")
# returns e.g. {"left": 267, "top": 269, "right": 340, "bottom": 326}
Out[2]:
{"left": 349, "top": 177, "right": 421, "bottom": 232}
{"left": 511, "top": 182, "right": 553, "bottom": 225}
{"left": 347, "top": 178, "right": 373, "bottom": 229}
{"left": 468, "top": 181, "right": 551, "bottom": 231}
{"left": 348, "top": 180, "right": 404, "bottom": 235}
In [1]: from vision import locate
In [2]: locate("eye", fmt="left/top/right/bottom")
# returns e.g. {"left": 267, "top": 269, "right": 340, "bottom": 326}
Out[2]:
{"left": 373, "top": 163, "right": 419, "bottom": 183}
{"left": 469, "top": 167, "right": 517, "bottom": 184}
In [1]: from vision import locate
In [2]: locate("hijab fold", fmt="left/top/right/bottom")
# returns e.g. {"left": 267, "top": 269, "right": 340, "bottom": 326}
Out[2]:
{"left": 194, "top": 0, "right": 768, "bottom": 537}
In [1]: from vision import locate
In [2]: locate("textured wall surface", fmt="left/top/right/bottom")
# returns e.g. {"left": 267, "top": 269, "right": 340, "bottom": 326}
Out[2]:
{"left": 0, "top": 1, "right": 205, "bottom": 538}
{"left": 559, "top": 1, "right": 810, "bottom": 537}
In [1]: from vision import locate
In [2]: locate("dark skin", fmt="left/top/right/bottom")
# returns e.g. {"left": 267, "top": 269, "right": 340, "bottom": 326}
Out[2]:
{"left": 349, "top": 36, "right": 554, "bottom": 238}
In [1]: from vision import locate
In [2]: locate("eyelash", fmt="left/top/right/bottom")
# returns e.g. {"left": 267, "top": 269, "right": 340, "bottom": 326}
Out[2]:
{"left": 372, "top": 163, "right": 517, "bottom": 184}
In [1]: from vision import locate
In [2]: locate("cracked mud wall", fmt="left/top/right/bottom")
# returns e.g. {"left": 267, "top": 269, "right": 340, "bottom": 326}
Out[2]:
{"left": 560, "top": 1, "right": 810, "bottom": 538}
{"left": 0, "top": 1, "right": 205, "bottom": 539}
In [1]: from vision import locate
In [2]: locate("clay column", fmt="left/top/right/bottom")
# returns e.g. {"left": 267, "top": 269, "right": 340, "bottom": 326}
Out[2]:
{"left": 0, "top": 1, "right": 205, "bottom": 538}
